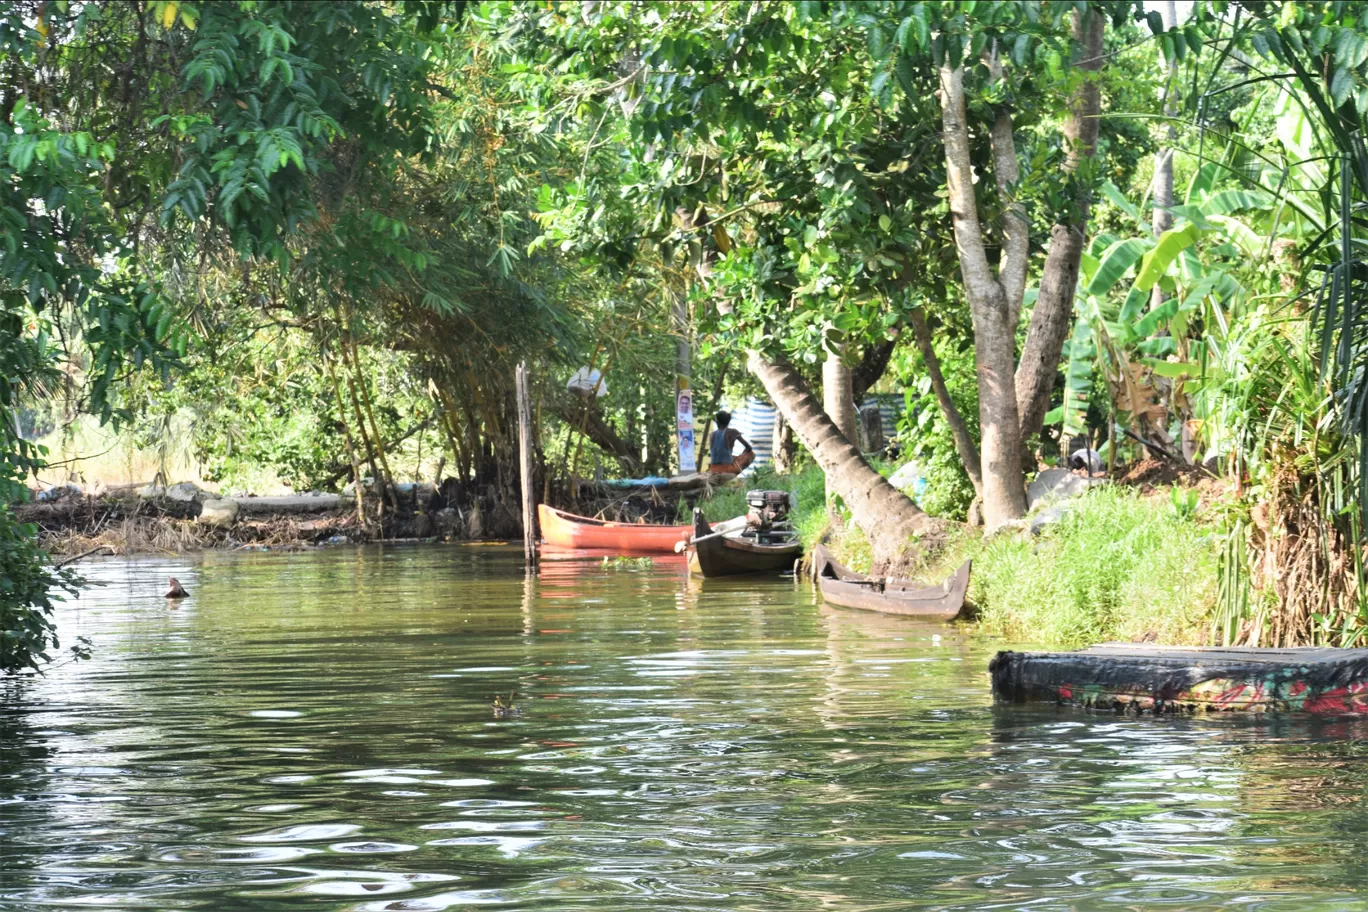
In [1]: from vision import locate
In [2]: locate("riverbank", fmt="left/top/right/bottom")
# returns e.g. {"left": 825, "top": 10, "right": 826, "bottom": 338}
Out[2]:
{"left": 33, "top": 463, "right": 1228, "bottom": 647}
{"left": 26, "top": 475, "right": 739, "bottom": 557}
{"left": 24, "top": 490, "right": 378, "bottom": 556}
{"left": 697, "top": 462, "right": 1227, "bottom": 649}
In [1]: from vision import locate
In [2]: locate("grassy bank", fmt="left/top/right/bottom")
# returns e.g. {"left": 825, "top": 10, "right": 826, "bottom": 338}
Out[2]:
{"left": 957, "top": 486, "right": 1219, "bottom": 647}
{"left": 693, "top": 465, "right": 1220, "bottom": 648}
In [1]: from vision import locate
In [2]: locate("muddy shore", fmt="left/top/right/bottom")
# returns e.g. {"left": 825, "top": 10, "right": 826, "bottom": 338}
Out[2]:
{"left": 23, "top": 477, "right": 728, "bottom": 556}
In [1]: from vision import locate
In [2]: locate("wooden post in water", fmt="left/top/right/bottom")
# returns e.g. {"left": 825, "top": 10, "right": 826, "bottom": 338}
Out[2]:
{"left": 515, "top": 362, "right": 539, "bottom": 568}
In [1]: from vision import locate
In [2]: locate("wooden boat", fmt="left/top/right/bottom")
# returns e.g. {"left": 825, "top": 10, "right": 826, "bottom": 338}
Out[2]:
{"left": 686, "top": 509, "right": 802, "bottom": 578}
{"left": 990, "top": 643, "right": 1368, "bottom": 715}
{"left": 812, "top": 545, "right": 969, "bottom": 620}
{"left": 538, "top": 504, "right": 697, "bottom": 553}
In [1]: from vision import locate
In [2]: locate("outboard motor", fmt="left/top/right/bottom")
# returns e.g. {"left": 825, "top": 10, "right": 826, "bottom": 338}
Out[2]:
{"left": 745, "top": 490, "right": 796, "bottom": 543}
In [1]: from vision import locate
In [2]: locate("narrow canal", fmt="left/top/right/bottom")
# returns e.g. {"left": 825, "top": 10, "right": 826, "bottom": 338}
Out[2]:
{"left": 3, "top": 545, "right": 1367, "bottom": 910}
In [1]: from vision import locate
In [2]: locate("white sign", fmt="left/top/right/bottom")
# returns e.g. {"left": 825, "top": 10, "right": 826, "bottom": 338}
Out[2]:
{"left": 676, "top": 388, "right": 695, "bottom": 472}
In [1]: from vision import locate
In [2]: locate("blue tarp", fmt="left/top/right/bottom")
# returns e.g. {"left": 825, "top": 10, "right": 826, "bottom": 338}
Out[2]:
{"left": 599, "top": 476, "right": 672, "bottom": 489}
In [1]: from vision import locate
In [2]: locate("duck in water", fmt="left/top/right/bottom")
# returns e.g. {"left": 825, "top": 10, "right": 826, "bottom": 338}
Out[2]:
{"left": 491, "top": 694, "right": 520, "bottom": 719}
{"left": 165, "top": 577, "right": 189, "bottom": 599}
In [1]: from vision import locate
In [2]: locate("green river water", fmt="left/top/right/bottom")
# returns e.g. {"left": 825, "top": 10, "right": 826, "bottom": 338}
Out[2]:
{"left": 3, "top": 544, "right": 1368, "bottom": 911}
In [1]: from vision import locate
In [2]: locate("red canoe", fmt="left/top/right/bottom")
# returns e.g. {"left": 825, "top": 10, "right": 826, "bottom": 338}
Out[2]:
{"left": 538, "top": 504, "right": 701, "bottom": 553}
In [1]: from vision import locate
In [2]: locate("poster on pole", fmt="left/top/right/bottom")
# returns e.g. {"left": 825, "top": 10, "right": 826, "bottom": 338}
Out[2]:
{"left": 676, "top": 386, "right": 695, "bottom": 473}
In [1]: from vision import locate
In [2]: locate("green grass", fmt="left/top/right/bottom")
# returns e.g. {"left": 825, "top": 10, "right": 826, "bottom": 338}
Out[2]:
{"left": 959, "top": 485, "right": 1219, "bottom": 647}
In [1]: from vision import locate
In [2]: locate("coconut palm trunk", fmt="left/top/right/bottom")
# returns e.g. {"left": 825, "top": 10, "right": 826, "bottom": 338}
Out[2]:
{"left": 748, "top": 353, "right": 937, "bottom": 560}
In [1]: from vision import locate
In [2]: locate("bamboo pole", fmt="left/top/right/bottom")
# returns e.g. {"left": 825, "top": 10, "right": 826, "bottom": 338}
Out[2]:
{"left": 324, "top": 353, "right": 368, "bottom": 527}
{"left": 516, "top": 362, "right": 538, "bottom": 568}
{"left": 436, "top": 388, "right": 467, "bottom": 480}
{"left": 344, "top": 333, "right": 400, "bottom": 514}
{"left": 343, "top": 366, "right": 384, "bottom": 518}
{"left": 539, "top": 398, "right": 553, "bottom": 506}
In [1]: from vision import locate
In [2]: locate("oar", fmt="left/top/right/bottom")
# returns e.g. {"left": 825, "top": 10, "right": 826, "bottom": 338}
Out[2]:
{"left": 673, "top": 517, "right": 746, "bottom": 552}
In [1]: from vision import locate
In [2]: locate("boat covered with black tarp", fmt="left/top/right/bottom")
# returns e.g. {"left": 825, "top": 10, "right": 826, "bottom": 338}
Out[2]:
{"left": 990, "top": 643, "right": 1368, "bottom": 715}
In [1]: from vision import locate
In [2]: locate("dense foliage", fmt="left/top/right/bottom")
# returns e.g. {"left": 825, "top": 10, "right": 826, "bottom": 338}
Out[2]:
{"left": 0, "top": 0, "right": 460, "bottom": 670}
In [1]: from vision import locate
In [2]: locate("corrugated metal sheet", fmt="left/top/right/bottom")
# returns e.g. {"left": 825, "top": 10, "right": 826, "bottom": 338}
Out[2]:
{"left": 861, "top": 394, "right": 903, "bottom": 442}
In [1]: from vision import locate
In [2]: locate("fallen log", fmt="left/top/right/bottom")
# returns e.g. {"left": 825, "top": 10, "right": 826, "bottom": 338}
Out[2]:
{"left": 229, "top": 494, "right": 354, "bottom": 515}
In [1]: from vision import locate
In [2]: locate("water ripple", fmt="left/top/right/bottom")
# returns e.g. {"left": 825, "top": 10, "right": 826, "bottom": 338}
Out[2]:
{"left": 3, "top": 546, "right": 1368, "bottom": 910}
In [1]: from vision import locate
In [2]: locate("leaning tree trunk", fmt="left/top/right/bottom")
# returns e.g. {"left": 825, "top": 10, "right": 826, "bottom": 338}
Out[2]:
{"left": 748, "top": 353, "right": 937, "bottom": 561}
{"left": 552, "top": 400, "right": 641, "bottom": 475}
{"left": 1014, "top": 7, "right": 1106, "bottom": 443}
{"left": 911, "top": 308, "right": 983, "bottom": 496}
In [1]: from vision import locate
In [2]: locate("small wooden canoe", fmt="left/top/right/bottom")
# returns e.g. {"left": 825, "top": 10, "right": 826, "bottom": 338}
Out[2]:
{"left": 813, "top": 545, "right": 969, "bottom": 620}
{"left": 990, "top": 643, "right": 1368, "bottom": 715}
{"left": 686, "top": 510, "right": 802, "bottom": 578}
{"left": 538, "top": 504, "right": 697, "bottom": 553}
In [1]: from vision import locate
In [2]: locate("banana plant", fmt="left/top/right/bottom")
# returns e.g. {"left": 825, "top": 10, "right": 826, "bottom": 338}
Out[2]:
{"left": 1044, "top": 181, "right": 1265, "bottom": 458}
{"left": 1043, "top": 82, "right": 1334, "bottom": 463}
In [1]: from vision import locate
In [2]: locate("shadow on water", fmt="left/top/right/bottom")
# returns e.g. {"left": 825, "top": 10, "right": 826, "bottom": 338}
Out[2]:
{"left": 2, "top": 544, "right": 1368, "bottom": 909}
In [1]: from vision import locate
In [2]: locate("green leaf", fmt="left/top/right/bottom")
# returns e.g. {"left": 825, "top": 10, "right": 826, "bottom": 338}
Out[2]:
{"left": 1206, "top": 214, "right": 1264, "bottom": 258}
{"left": 1131, "top": 296, "right": 1182, "bottom": 340}
{"left": 1060, "top": 315, "right": 1095, "bottom": 439}
{"left": 895, "top": 16, "right": 913, "bottom": 52}
{"left": 1078, "top": 251, "right": 1100, "bottom": 283}
{"left": 1184, "top": 162, "right": 1222, "bottom": 202}
{"left": 1134, "top": 223, "right": 1203, "bottom": 292}
{"left": 1086, "top": 238, "right": 1152, "bottom": 297}
{"left": 1330, "top": 67, "right": 1352, "bottom": 107}
{"left": 1117, "top": 287, "right": 1148, "bottom": 328}
{"left": 1143, "top": 358, "right": 1199, "bottom": 378}
{"left": 1100, "top": 180, "right": 1144, "bottom": 227}
{"left": 1201, "top": 189, "right": 1273, "bottom": 215}
{"left": 1180, "top": 271, "right": 1222, "bottom": 309}
{"left": 910, "top": 4, "right": 930, "bottom": 49}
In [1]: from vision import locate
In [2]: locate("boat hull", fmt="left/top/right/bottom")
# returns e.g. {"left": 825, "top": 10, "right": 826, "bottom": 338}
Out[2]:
{"left": 538, "top": 504, "right": 694, "bottom": 554}
{"left": 687, "top": 511, "right": 801, "bottom": 578}
{"left": 991, "top": 643, "right": 1368, "bottom": 715}
{"left": 813, "top": 545, "right": 968, "bottom": 620}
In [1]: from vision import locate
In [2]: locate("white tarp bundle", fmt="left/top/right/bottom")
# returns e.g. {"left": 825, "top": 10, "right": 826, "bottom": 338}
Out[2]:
{"left": 566, "top": 367, "right": 606, "bottom": 397}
